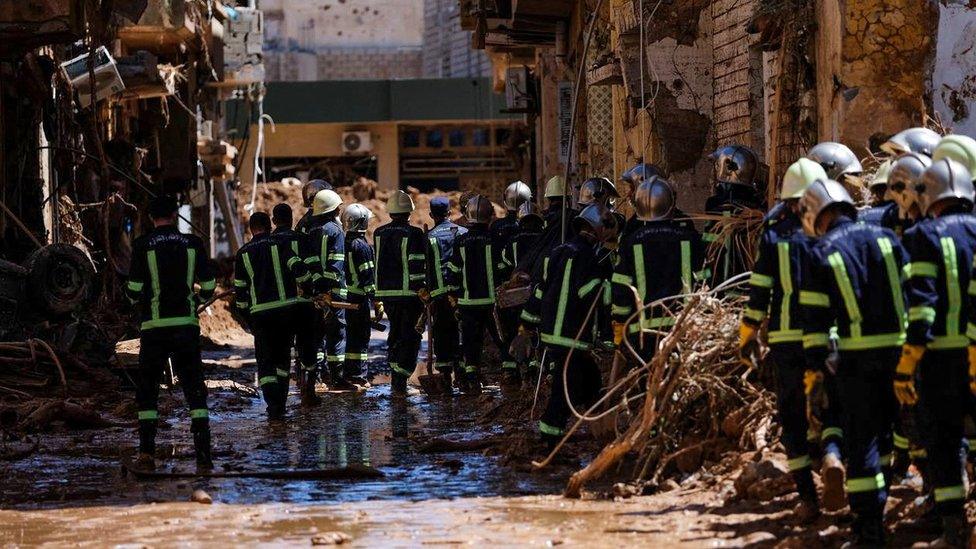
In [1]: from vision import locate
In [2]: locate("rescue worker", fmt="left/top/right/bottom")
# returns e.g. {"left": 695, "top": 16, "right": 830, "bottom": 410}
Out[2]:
{"left": 898, "top": 158, "right": 976, "bottom": 546}
{"left": 888, "top": 152, "right": 933, "bottom": 234}
{"left": 739, "top": 158, "right": 826, "bottom": 520}
{"left": 704, "top": 145, "right": 764, "bottom": 284}
{"left": 426, "top": 196, "right": 467, "bottom": 389}
{"left": 493, "top": 181, "right": 533, "bottom": 384}
{"left": 341, "top": 203, "right": 377, "bottom": 388}
{"left": 501, "top": 201, "right": 546, "bottom": 383}
{"left": 806, "top": 142, "right": 863, "bottom": 187}
{"left": 449, "top": 195, "right": 501, "bottom": 394}
{"left": 799, "top": 179, "right": 907, "bottom": 546}
{"left": 374, "top": 190, "right": 428, "bottom": 396}
{"left": 519, "top": 204, "right": 615, "bottom": 447}
{"left": 612, "top": 177, "right": 705, "bottom": 361}
{"left": 857, "top": 160, "right": 896, "bottom": 227}
{"left": 233, "top": 212, "right": 312, "bottom": 419}
{"left": 882, "top": 127, "right": 942, "bottom": 158}
{"left": 295, "top": 179, "right": 334, "bottom": 234}
{"left": 125, "top": 195, "right": 216, "bottom": 471}
{"left": 272, "top": 204, "right": 321, "bottom": 398}
{"left": 619, "top": 163, "right": 693, "bottom": 235}
{"left": 577, "top": 177, "right": 619, "bottom": 209}
{"left": 543, "top": 175, "right": 574, "bottom": 228}
{"left": 302, "top": 189, "right": 347, "bottom": 402}
{"left": 933, "top": 134, "right": 976, "bottom": 183}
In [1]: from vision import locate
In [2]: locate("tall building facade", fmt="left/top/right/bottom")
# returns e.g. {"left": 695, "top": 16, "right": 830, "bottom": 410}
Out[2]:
{"left": 422, "top": 0, "right": 490, "bottom": 78}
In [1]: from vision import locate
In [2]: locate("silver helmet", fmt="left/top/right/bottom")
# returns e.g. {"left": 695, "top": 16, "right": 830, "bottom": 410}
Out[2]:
{"left": 503, "top": 181, "right": 532, "bottom": 211}
{"left": 341, "top": 203, "right": 372, "bottom": 232}
{"left": 577, "top": 177, "right": 619, "bottom": 207}
{"left": 882, "top": 127, "right": 941, "bottom": 157}
{"left": 465, "top": 195, "right": 495, "bottom": 225}
{"left": 710, "top": 145, "right": 759, "bottom": 188}
{"left": 634, "top": 177, "right": 675, "bottom": 221}
{"left": 918, "top": 158, "right": 974, "bottom": 216}
{"left": 806, "top": 142, "right": 863, "bottom": 181}
{"left": 621, "top": 163, "right": 665, "bottom": 185}
{"left": 888, "top": 153, "right": 932, "bottom": 218}
{"left": 302, "top": 179, "right": 334, "bottom": 207}
{"left": 572, "top": 203, "right": 616, "bottom": 242}
{"left": 799, "top": 179, "right": 857, "bottom": 237}
{"left": 516, "top": 201, "right": 543, "bottom": 224}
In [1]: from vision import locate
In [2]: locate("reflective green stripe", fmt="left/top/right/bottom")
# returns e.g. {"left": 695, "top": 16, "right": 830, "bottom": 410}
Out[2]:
{"left": 941, "top": 237, "right": 961, "bottom": 338}
{"left": 291, "top": 240, "right": 300, "bottom": 255}
{"left": 521, "top": 310, "right": 541, "bottom": 324}
{"left": 304, "top": 256, "right": 320, "bottom": 265}
{"left": 908, "top": 261, "right": 938, "bottom": 278}
{"left": 460, "top": 247, "right": 469, "bottom": 301}
{"left": 541, "top": 333, "right": 591, "bottom": 350}
{"left": 271, "top": 245, "right": 287, "bottom": 302}
{"left": 749, "top": 272, "right": 773, "bottom": 288}
{"left": 799, "top": 290, "right": 829, "bottom": 307}
{"left": 908, "top": 306, "right": 936, "bottom": 323}
{"left": 376, "top": 290, "right": 417, "bottom": 298}
{"left": 879, "top": 453, "right": 893, "bottom": 467}
{"left": 633, "top": 245, "right": 647, "bottom": 328}
{"left": 777, "top": 242, "right": 792, "bottom": 333}
{"left": 846, "top": 473, "right": 885, "bottom": 493}
{"left": 200, "top": 279, "right": 216, "bottom": 291}
{"left": 768, "top": 330, "right": 804, "bottom": 344}
{"left": 242, "top": 252, "right": 257, "bottom": 308}
{"left": 821, "top": 427, "right": 843, "bottom": 440}
{"left": 878, "top": 237, "right": 906, "bottom": 333}
{"left": 702, "top": 233, "right": 719, "bottom": 243}
{"left": 828, "top": 251, "right": 862, "bottom": 338}
{"left": 390, "top": 362, "right": 412, "bottom": 376}
{"left": 578, "top": 278, "right": 601, "bottom": 298}
{"left": 628, "top": 316, "right": 676, "bottom": 333}
{"left": 935, "top": 485, "right": 966, "bottom": 502}
{"left": 127, "top": 280, "right": 144, "bottom": 291}
{"left": 186, "top": 247, "right": 197, "bottom": 315}
{"left": 893, "top": 433, "right": 909, "bottom": 449}
{"left": 408, "top": 253, "right": 425, "bottom": 261}
{"left": 138, "top": 410, "right": 158, "bottom": 420}
{"left": 287, "top": 256, "right": 301, "bottom": 269}
{"left": 250, "top": 298, "right": 301, "bottom": 313}
{"left": 969, "top": 439, "right": 976, "bottom": 452}
{"left": 347, "top": 251, "right": 361, "bottom": 291}
{"left": 787, "top": 455, "right": 811, "bottom": 471}
{"left": 189, "top": 408, "right": 209, "bottom": 419}
{"left": 409, "top": 273, "right": 426, "bottom": 281}
{"left": 534, "top": 288, "right": 543, "bottom": 299}
{"left": 910, "top": 448, "right": 928, "bottom": 459}
{"left": 359, "top": 261, "right": 374, "bottom": 272}
{"left": 141, "top": 316, "right": 199, "bottom": 330}
{"left": 543, "top": 257, "right": 549, "bottom": 281}
{"left": 803, "top": 333, "right": 829, "bottom": 349}
{"left": 259, "top": 376, "right": 278, "bottom": 386}
{"left": 539, "top": 421, "right": 565, "bottom": 436}
{"left": 611, "top": 304, "right": 632, "bottom": 316}
{"left": 276, "top": 368, "right": 290, "bottom": 377}
{"left": 695, "top": 268, "right": 710, "bottom": 281}
{"left": 743, "top": 308, "right": 766, "bottom": 322}
{"left": 969, "top": 279, "right": 976, "bottom": 296}
{"left": 837, "top": 332, "right": 905, "bottom": 350}
{"left": 327, "top": 355, "right": 345, "bottom": 362}
{"left": 502, "top": 361, "right": 518, "bottom": 370}
{"left": 967, "top": 322, "right": 976, "bottom": 341}
{"left": 928, "top": 335, "right": 970, "bottom": 350}
{"left": 148, "top": 250, "right": 161, "bottom": 321}
{"left": 236, "top": 301, "right": 249, "bottom": 309}
{"left": 321, "top": 271, "right": 340, "bottom": 281}
{"left": 458, "top": 297, "right": 494, "bottom": 306}
{"left": 401, "top": 238, "right": 409, "bottom": 291}
{"left": 328, "top": 253, "right": 345, "bottom": 261}
{"left": 346, "top": 353, "right": 368, "bottom": 360}
{"left": 553, "top": 259, "right": 574, "bottom": 340}
{"left": 680, "top": 240, "right": 692, "bottom": 293}
{"left": 611, "top": 272, "right": 633, "bottom": 285}
{"left": 485, "top": 244, "right": 495, "bottom": 300}
{"left": 464, "top": 363, "right": 478, "bottom": 373}
{"left": 320, "top": 233, "right": 329, "bottom": 273}
{"left": 430, "top": 237, "right": 445, "bottom": 292}
{"left": 296, "top": 272, "right": 311, "bottom": 283}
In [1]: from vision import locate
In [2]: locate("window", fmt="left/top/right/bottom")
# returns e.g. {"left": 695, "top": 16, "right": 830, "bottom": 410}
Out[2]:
{"left": 402, "top": 130, "right": 420, "bottom": 148}
{"left": 448, "top": 129, "right": 466, "bottom": 147}
{"left": 426, "top": 129, "right": 443, "bottom": 148}
{"left": 472, "top": 128, "right": 490, "bottom": 146}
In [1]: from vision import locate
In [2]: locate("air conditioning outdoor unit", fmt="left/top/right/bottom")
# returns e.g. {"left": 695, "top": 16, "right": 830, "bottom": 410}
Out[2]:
{"left": 61, "top": 46, "right": 125, "bottom": 108}
{"left": 342, "top": 131, "right": 373, "bottom": 154}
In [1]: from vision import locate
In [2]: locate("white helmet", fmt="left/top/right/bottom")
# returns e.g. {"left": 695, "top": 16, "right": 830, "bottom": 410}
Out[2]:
{"left": 341, "top": 203, "right": 372, "bottom": 232}
{"left": 387, "top": 190, "right": 415, "bottom": 215}
{"left": 781, "top": 158, "right": 827, "bottom": 200}
{"left": 312, "top": 189, "right": 343, "bottom": 216}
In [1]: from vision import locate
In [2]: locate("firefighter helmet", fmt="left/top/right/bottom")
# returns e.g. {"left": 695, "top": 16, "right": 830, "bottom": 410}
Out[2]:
{"left": 882, "top": 127, "right": 941, "bottom": 157}
{"left": 544, "top": 175, "right": 567, "bottom": 199}
{"left": 870, "top": 159, "right": 893, "bottom": 190}
{"left": 312, "top": 189, "right": 343, "bottom": 216}
{"left": 303, "top": 179, "right": 334, "bottom": 207}
{"left": 933, "top": 134, "right": 976, "bottom": 177}
{"left": 806, "top": 142, "right": 863, "bottom": 181}
{"left": 621, "top": 163, "right": 665, "bottom": 184}
{"left": 465, "top": 195, "right": 494, "bottom": 225}
{"left": 577, "top": 177, "right": 619, "bottom": 207}
{"left": 503, "top": 181, "right": 532, "bottom": 211}
{"left": 918, "top": 158, "right": 974, "bottom": 216}
{"left": 799, "top": 179, "right": 857, "bottom": 237}
{"left": 710, "top": 145, "right": 760, "bottom": 188}
{"left": 341, "top": 203, "right": 372, "bottom": 232}
{"left": 888, "top": 153, "right": 932, "bottom": 217}
{"left": 634, "top": 177, "right": 675, "bottom": 221}
{"left": 516, "top": 201, "right": 543, "bottom": 224}
{"left": 572, "top": 203, "right": 615, "bottom": 241}
{"left": 781, "top": 158, "right": 828, "bottom": 200}
{"left": 387, "top": 190, "right": 415, "bottom": 214}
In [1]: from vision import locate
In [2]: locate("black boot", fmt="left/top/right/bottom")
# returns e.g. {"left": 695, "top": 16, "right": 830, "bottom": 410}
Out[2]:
{"left": 136, "top": 419, "right": 157, "bottom": 470}
{"left": 301, "top": 369, "right": 322, "bottom": 406}
{"left": 192, "top": 425, "right": 214, "bottom": 472}
{"left": 500, "top": 368, "right": 520, "bottom": 387}
{"left": 391, "top": 372, "right": 408, "bottom": 397}
{"left": 843, "top": 516, "right": 886, "bottom": 548}
{"left": 435, "top": 368, "right": 453, "bottom": 395}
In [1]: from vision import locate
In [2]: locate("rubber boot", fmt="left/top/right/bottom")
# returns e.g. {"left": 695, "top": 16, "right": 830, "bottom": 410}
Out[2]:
{"left": 301, "top": 369, "right": 322, "bottom": 406}
{"left": 277, "top": 371, "right": 290, "bottom": 405}
{"left": 391, "top": 372, "right": 408, "bottom": 397}
{"left": 460, "top": 369, "right": 481, "bottom": 395}
{"left": 821, "top": 452, "right": 847, "bottom": 512}
{"left": 792, "top": 470, "right": 820, "bottom": 524}
{"left": 842, "top": 516, "right": 885, "bottom": 548}
{"left": 138, "top": 419, "right": 157, "bottom": 457}
{"left": 523, "top": 363, "right": 540, "bottom": 391}
{"left": 192, "top": 425, "right": 214, "bottom": 472}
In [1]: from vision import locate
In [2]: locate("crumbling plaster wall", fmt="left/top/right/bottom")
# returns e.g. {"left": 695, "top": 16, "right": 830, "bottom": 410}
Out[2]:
{"left": 932, "top": 2, "right": 976, "bottom": 136}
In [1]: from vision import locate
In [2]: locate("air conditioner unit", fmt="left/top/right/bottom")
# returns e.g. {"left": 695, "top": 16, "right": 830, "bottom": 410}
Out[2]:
{"left": 61, "top": 46, "right": 125, "bottom": 108}
{"left": 342, "top": 131, "right": 373, "bottom": 154}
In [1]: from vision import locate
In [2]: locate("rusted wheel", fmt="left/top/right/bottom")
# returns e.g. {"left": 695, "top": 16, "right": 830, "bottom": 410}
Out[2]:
{"left": 24, "top": 244, "right": 96, "bottom": 317}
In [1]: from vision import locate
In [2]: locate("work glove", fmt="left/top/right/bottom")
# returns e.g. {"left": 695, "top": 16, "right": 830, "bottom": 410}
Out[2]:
{"left": 612, "top": 322, "right": 626, "bottom": 346}
{"left": 894, "top": 344, "right": 925, "bottom": 406}
{"left": 509, "top": 325, "right": 537, "bottom": 362}
{"left": 417, "top": 287, "right": 431, "bottom": 303}
{"left": 373, "top": 301, "right": 385, "bottom": 321}
{"left": 968, "top": 346, "right": 976, "bottom": 396}
{"left": 447, "top": 294, "right": 458, "bottom": 308}
{"left": 803, "top": 369, "right": 823, "bottom": 396}
{"left": 738, "top": 322, "right": 759, "bottom": 367}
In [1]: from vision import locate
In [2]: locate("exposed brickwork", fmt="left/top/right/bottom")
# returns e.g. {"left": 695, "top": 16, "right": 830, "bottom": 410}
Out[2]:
{"left": 710, "top": 0, "right": 760, "bottom": 151}
{"left": 264, "top": 48, "right": 423, "bottom": 81}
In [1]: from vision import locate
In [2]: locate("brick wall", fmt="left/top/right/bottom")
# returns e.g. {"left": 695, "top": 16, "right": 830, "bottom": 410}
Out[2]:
{"left": 264, "top": 48, "right": 423, "bottom": 81}
{"left": 710, "top": 0, "right": 761, "bottom": 153}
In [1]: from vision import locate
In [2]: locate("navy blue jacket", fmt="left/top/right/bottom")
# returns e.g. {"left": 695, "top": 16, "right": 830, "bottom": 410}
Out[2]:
{"left": 858, "top": 201, "right": 913, "bottom": 237}
{"left": 304, "top": 215, "right": 347, "bottom": 299}
{"left": 427, "top": 219, "right": 467, "bottom": 298}
{"left": 233, "top": 232, "right": 311, "bottom": 316}
{"left": 344, "top": 234, "right": 376, "bottom": 302}
{"left": 374, "top": 219, "right": 428, "bottom": 301}
{"left": 448, "top": 224, "right": 497, "bottom": 307}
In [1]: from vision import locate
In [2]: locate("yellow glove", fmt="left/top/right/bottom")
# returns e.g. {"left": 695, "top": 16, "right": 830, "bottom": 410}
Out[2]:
{"left": 893, "top": 344, "right": 925, "bottom": 406}
{"left": 447, "top": 295, "right": 458, "bottom": 308}
{"left": 968, "top": 346, "right": 976, "bottom": 396}
{"left": 417, "top": 288, "right": 431, "bottom": 302}
{"left": 373, "top": 301, "right": 385, "bottom": 321}
{"left": 803, "top": 369, "right": 823, "bottom": 396}
{"left": 612, "top": 322, "right": 626, "bottom": 346}
{"left": 738, "top": 322, "right": 759, "bottom": 366}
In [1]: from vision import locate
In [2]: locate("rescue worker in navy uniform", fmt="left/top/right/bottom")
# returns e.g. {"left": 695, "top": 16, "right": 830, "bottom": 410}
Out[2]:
{"left": 426, "top": 196, "right": 467, "bottom": 390}
{"left": 449, "top": 195, "right": 500, "bottom": 395}
{"left": 857, "top": 160, "right": 894, "bottom": 226}
{"left": 233, "top": 212, "right": 313, "bottom": 419}
{"left": 341, "top": 203, "right": 378, "bottom": 388}
{"left": 739, "top": 158, "right": 827, "bottom": 521}
{"left": 501, "top": 201, "right": 546, "bottom": 383}
{"left": 799, "top": 179, "right": 907, "bottom": 546}
{"left": 612, "top": 177, "right": 705, "bottom": 360}
{"left": 896, "top": 158, "right": 976, "bottom": 546}
{"left": 302, "top": 189, "right": 348, "bottom": 402}
{"left": 860, "top": 129, "right": 939, "bottom": 236}
{"left": 703, "top": 145, "right": 765, "bottom": 284}
{"left": 519, "top": 204, "right": 615, "bottom": 447}
{"left": 125, "top": 195, "right": 216, "bottom": 472}
{"left": 272, "top": 204, "right": 322, "bottom": 396}
{"left": 374, "top": 190, "right": 429, "bottom": 396}
{"left": 295, "top": 179, "right": 333, "bottom": 235}
{"left": 494, "top": 182, "right": 533, "bottom": 385}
